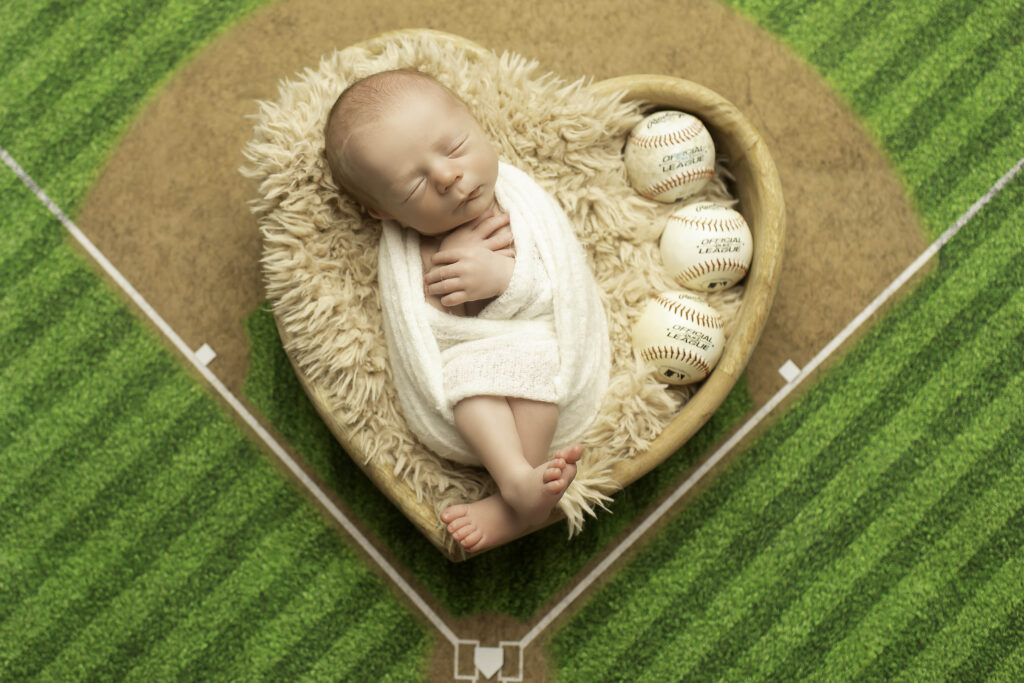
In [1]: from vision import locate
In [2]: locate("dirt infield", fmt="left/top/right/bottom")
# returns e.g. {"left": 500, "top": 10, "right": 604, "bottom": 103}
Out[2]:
{"left": 77, "top": 0, "right": 925, "bottom": 401}
{"left": 76, "top": 0, "right": 925, "bottom": 676}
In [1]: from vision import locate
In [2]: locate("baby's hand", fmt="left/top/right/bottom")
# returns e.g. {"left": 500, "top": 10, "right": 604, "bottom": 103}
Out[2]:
{"left": 440, "top": 212, "right": 515, "bottom": 258}
{"left": 424, "top": 246, "right": 515, "bottom": 307}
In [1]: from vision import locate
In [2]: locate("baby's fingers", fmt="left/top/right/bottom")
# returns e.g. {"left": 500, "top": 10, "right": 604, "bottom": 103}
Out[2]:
{"left": 483, "top": 226, "right": 514, "bottom": 252}
{"left": 425, "top": 274, "right": 463, "bottom": 294}
{"left": 476, "top": 212, "right": 511, "bottom": 237}
{"left": 439, "top": 291, "right": 468, "bottom": 307}
{"left": 430, "top": 248, "right": 468, "bottom": 266}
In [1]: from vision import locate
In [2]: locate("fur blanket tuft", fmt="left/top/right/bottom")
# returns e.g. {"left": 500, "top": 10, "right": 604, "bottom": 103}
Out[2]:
{"left": 241, "top": 31, "right": 744, "bottom": 545}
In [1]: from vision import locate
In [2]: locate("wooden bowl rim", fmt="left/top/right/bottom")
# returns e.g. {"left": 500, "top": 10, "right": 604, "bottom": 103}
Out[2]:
{"left": 272, "top": 29, "right": 785, "bottom": 560}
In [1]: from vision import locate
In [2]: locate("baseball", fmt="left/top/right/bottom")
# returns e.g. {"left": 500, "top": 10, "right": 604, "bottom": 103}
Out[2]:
{"left": 624, "top": 110, "right": 716, "bottom": 203}
{"left": 660, "top": 201, "right": 754, "bottom": 291}
{"left": 631, "top": 290, "right": 725, "bottom": 385}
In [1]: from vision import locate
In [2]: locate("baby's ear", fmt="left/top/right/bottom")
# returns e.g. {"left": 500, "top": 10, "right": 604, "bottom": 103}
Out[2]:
{"left": 367, "top": 207, "right": 390, "bottom": 220}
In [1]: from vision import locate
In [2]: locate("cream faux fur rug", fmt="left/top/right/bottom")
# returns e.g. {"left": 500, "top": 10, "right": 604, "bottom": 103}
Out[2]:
{"left": 241, "top": 31, "right": 743, "bottom": 549}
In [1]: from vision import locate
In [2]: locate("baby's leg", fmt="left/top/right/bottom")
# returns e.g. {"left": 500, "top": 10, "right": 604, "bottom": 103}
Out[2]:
{"left": 507, "top": 397, "right": 581, "bottom": 493}
{"left": 441, "top": 397, "right": 581, "bottom": 552}
{"left": 450, "top": 396, "right": 566, "bottom": 520}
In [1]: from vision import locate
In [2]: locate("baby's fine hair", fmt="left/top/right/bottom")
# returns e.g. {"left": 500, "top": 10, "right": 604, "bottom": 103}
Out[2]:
{"left": 324, "top": 69, "right": 461, "bottom": 211}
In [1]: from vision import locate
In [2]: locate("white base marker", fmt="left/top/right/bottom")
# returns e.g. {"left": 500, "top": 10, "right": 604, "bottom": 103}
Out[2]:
{"left": 194, "top": 343, "right": 217, "bottom": 366}
{"left": 778, "top": 359, "right": 801, "bottom": 383}
{"left": 6, "top": 139, "right": 1021, "bottom": 681}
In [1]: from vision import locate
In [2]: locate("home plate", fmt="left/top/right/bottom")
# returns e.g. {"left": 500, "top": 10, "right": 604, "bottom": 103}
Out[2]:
{"left": 474, "top": 645, "right": 503, "bottom": 679}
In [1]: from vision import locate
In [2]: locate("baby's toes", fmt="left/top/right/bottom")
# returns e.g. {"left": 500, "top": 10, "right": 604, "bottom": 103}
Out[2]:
{"left": 545, "top": 478, "right": 567, "bottom": 494}
{"left": 446, "top": 516, "right": 473, "bottom": 535}
{"left": 441, "top": 504, "right": 470, "bottom": 524}
{"left": 461, "top": 529, "right": 484, "bottom": 549}
{"left": 543, "top": 458, "right": 566, "bottom": 482}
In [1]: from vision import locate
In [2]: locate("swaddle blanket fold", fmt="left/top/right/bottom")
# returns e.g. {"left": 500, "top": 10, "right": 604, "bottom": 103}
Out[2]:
{"left": 378, "top": 162, "right": 610, "bottom": 465}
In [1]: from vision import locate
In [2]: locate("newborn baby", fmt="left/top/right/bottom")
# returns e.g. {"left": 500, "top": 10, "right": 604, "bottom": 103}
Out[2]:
{"left": 325, "top": 69, "right": 608, "bottom": 553}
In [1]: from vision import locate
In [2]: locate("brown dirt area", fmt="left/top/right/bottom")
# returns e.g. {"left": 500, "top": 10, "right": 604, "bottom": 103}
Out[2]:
{"left": 75, "top": 0, "right": 927, "bottom": 678}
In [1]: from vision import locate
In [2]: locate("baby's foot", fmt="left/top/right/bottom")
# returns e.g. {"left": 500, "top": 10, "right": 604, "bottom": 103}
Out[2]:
{"left": 441, "top": 495, "right": 527, "bottom": 553}
{"left": 440, "top": 446, "right": 583, "bottom": 553}
{"left": 504, "top": 445, "right": 583, "bottom": 524}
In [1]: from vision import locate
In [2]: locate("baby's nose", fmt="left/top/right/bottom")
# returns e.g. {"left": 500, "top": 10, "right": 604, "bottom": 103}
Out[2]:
{"left": 433, "top": 162, "right": 462, "bottom": 192}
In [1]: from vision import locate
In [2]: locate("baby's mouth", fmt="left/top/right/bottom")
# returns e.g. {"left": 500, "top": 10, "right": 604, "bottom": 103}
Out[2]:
{"left": 460, "top": 185, "right": 482, "bottom": 206}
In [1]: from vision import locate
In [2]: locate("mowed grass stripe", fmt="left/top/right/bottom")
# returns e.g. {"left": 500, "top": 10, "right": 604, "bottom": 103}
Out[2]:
{"left": 0, "top": 287, "right": 136, "bottom": 450}
{"left": 943, "top": 580, "right": 1024, "bottom": 681}
{"left": 847, "top": 0, "right": 987, "bottom": 115}
{"left": 305, "top": 600, "right": 430, "bottom": 682}
{"left": 0, "top": 324, "right": 171, "bottom": 514}
{"left": 221, "top": 542, "right": 395, "bottom": 679}
{"left": 769, "top": 0, "right": 871, "bottom": 56}
{"left": 990, "top": 644, "right": 1024, "bottom": 682}
{"left": 551, "top": 156, "right": 1022, "bottom": 681}
{"left": 102, "top": 483, "right": 303, "bottom": 679}
{"left": 600, "top": 273, "right": 1024, "bottom": 680}
{"left": 818, "top": 420, "right": 1024, "bottom": 680}
{"left": 829, "top": 0, "right": 971, "bottom": 100}
{"left": 8, "top": 0, "right": 264, "bottom": 203}
{"left": 667, "top": 288, "right": 1024, "bottom": 681}
{"left": 0, "top": 414, "right": 244, "bottom": 678}
{"left": 0, "top": 0, "right": 78, "bottom": 77}
{"left": 722, "top": 306, "right": 1024, "bottom": 678}
{"left": 52, "top": 489, "right": 312, "bottom": 681}
{"left": 0, "top": 389, "right": 227, "bottom": 624}
{"left": 910, "top": 88, "right": 1024, "bottom": 237}
{"left": 853, "top": 451, "right": 1024, "bottom": 680}
{"left": 171, "top": 523, "right": 339, "bottom": 681}
{"left": 859, "top": 0, "right": 1018, "bottom": 144}
{"left": 716, "top": 354, "right": 1024, "bottom": 682}
{"left": 0, "top": 247, "right": 103, "bottom": 371}
{"left": 251, "top": 573, "right": 393, "bottom": 681}
{"left": 807, "top": 0, "right": 900, "bottom": 76}
{"left": 0, "top": 0, "right": 168, "bottom": 135}
{"left": 0, "top": 177, "right": 64, "bottom": 269}
{"left": 123, "top": 496, "right": 318, "bottom": 682}
{"left": 879, "top": 2, "right": 1023, "bottom": 157}
{"left": 0, "top": 429, "right": 271, "bottom": 680}
{"left": 47, "top": 457, "right": 300, "bottom": 682}
{"left": 744, "top": 0, "right": 816, "bottom": 37}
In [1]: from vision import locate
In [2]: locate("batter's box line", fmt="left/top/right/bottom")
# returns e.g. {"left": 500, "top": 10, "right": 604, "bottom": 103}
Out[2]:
{"left": 4, "top": 143, "right": 1021, "bottom": 681}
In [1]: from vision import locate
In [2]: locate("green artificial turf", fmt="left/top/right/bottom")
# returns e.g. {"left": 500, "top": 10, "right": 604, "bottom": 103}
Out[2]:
{"left": 549, "top": 168, "right": 1024, "bottom": 682}
{"left": 547, "top": 0, "right": 1024, "bottom": 678}
{"left": 243, "top": 304, "right": 754, "bottom": 618}
{"left": 1, "top": 1, "right": 431, "bottom": 679}
{"left": 1, "top": 0, "right": 1022, "bottom": 679}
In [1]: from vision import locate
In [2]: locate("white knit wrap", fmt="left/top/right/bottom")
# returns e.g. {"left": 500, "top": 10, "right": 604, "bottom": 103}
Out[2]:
{"left": 378, "top": 162, "right": 610, "bottom": 465}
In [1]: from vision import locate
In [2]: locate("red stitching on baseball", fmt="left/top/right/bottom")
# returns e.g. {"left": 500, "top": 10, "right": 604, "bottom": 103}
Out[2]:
{"left": 675, "top": 259, "right": 749, "bottom": 285}
{"left": 654, "top": 294, "right": 724, "bottom": 329}
{"left": 640, "top": 168, "right": 715, "bottom": 199}
{"left": 639, "top": 344, "right": 712, "bottom": 376}
{"left": 668, "top": 213, "right": 746, "bottom": 232}
{"left": 628, "top": 118, "right": 704, "bottom": 148}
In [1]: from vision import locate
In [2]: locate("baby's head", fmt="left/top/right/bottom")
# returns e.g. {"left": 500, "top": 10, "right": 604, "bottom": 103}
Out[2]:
{"left": 324, "top": 69, "right": 499, "bottom": 236}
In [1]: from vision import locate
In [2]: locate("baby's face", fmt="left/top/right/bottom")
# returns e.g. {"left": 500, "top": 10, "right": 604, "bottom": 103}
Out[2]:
{"left": 347, "top": 83, "right": 499, "bottom": 236}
